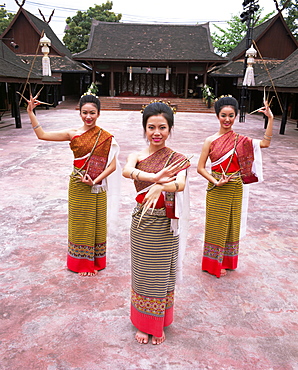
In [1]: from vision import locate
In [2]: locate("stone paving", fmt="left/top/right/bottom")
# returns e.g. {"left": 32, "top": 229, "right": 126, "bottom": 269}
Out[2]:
{"left": 0, "top": 102, "right": 297, "bottom": 370}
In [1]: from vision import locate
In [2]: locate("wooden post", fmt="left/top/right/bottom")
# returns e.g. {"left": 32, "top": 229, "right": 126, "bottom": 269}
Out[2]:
{"left": 184, "top": 65, "right": 189, "bottom": 99}
{"left": 280, "top": 93, "right": 288, "bottom": 135}
{"left": 11, "top": 84, "right": 22, "bottom": 128}
{"left": 110, "top": 70, "right": 114, "bottom": 97}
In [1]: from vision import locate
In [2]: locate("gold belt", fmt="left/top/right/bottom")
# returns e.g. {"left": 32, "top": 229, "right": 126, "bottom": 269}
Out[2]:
{"left": 211, "top": 171, "right": 241, "bottom": 180}
{"left": 132, "top": 204, "right": 166, "bottom": 217}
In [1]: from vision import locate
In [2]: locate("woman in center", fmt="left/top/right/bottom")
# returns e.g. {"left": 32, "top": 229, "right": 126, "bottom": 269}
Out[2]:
{"left": 123, "top": 101, "right": 190, "bottom": 345}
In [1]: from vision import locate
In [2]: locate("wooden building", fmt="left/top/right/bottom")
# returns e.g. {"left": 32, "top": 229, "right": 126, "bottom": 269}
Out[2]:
{"left": 209, "top": 12, "right": 298, "bottom": 117}
{"left": 0, "top": 7, "right": 88, "bottom": 106}
{"left": 73, "top": 21, "right": 227, "bottom": 98}
{"left": 254, "top": 48, "right": 298, "bottom": 133}
{"left": 0, "top": 39, "right": 60, "bottom": 127}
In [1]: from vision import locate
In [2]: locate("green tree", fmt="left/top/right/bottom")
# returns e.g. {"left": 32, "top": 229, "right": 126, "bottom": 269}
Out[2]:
{"left": 211, "top": 8, "right": 274, "bottom": 56}
{"left": 63, "top": 1, "right": 121, "bottom": 54}
{"left": 0, "top": 6, "right": 14, "bottom": 34}
{"left": 279, "top": 0, "right": 298, "bottom": 39}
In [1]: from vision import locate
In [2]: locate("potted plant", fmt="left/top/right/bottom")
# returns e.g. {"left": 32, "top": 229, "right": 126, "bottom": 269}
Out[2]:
{"left": 201, "top": 84, "right": 215, "bottom": 107}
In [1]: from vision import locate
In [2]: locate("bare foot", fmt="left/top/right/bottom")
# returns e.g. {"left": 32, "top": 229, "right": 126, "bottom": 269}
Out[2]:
{"left": 152, "top": 331, "right": 165, "bottom": 345}
{"left": 78, "top": 271, "right": 98, "bottom": 277}
{"left": 135, "top": 330, "right": 149, "bottom": 344}
{"left": 220, "top": 269, "right": 227, "bottom": 277}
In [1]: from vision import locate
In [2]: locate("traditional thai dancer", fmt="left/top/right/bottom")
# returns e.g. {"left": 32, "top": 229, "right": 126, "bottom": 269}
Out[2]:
{"left": 197, "top": 96, "right": 274, "bottom": 278}
{"left": 27, "top": 93, "right": 120, "bottom": 276}
{"left": 123, "top": 101, "right": 190, "bottom": 345}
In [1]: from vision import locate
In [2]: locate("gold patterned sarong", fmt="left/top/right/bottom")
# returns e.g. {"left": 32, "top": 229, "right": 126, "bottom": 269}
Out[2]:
{"left": 67, "top": 126, "right": 112, "bottom": 273}
{"left": 130, "top": 147, "right": 186, "bottom": 337}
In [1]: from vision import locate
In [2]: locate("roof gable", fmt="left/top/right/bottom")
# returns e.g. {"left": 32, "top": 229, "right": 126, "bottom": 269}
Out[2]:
{"left": 1, "top": 8, "right": 72, "bottom": 58}
{"left": 228, "top": 13, "right": 298, "bottom": 61}
{"left": 73, "top": 21, "right": 226, "bottom": 62}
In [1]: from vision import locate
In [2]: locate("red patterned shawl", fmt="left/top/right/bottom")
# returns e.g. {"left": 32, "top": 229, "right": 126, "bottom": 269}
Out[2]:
{"left": 209, "top": 131, "right": 258, "bottom": 183}
{"left": 135, "top": 147, "right": 186, "bottom": 192}
{"left": 70, "top": 126, "right": 113, "bottom": 181}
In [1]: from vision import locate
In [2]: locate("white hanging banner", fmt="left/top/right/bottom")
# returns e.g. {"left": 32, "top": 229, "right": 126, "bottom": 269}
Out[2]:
{"left": 243, "top": 44, "right": 257, "bottom": 86}
{"left": 42, "top": 56, "right": 51, "bottom": 76}
{"left": 243, "top": 64, "right": 255, "bottom": 86}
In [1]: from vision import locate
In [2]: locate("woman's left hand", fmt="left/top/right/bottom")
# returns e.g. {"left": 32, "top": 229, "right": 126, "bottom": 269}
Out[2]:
{"left": 81, "top": 173, "right": 94, "bottom": 186}
{"left": 217, "top": 173, "right": 237, "bottom": 186}
{"left": 142, "top": 184, "right": 163, "bottom": 210}
{"left": 258, "top": 100, "right": 274, "bottom": 119}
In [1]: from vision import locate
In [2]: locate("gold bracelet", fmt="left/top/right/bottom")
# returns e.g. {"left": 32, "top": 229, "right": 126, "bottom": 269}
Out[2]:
{"left": 174, "top": 181, "right": 179, "bottom": 191}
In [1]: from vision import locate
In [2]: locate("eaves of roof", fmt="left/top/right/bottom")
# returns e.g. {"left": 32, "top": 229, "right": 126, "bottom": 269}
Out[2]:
{"left": 210, "top": 59, "right": 282, "bottom": 77}
{"left": 22, "top": 55, "right": 88, "bottom": 73}
{"left": 0, "top": 41, "right": 59, "bottom": 82}
{"left": 255, "top": 49, "right": 298, "bottom": 88}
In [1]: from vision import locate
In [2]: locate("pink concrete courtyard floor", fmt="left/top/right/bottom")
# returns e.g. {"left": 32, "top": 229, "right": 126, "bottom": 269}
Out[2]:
{"left": 0, "top": 102, "right": 297, "bottom": 370}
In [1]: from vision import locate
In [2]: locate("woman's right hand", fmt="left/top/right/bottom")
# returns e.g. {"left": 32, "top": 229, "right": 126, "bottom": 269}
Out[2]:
{"left": 153, "top": 159, "right": 189, "bottom": 184}
{"left": 27, "top": 95, "right": 41, "bottom": 113}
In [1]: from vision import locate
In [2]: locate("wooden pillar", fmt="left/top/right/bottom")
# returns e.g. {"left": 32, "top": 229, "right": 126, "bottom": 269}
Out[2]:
{"left": 203, "top": 70, "right": 207, "bottom": 85}
{"left": 45, "top": 85, "right": 50, "bottom": 110}
{"left": 280, "top": 93, "right": 289, "bottom": 135}
{"left": 110, "top": 70, "right": 114, "bottom": 97}
{"left": 92, "top": 62, "right": 96, "bottom": 83}
{"left": 184, "top": 65, "right": 189, "bottom": 99}
{"left": 11, "top": 84, "right": 22, "bottom": 128}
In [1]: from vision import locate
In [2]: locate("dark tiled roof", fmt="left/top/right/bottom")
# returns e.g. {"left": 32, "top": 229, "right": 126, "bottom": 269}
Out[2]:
{"left": 23, "top": 55, "right": 87, "bottom": 73}
{"left": 73, "top": 21, "right": 226, "bottom": 62}
{"left": 255, "top": 49, "right": 298, "bottom": 88}
{"left": 0, "top": 40, "right": 57, "bottom": 82}
{"left": 210, "top": 59, "right": 281, "bottom": 77}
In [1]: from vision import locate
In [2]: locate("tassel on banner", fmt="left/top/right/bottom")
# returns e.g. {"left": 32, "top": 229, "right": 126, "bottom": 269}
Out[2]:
{"left": 243, "top": 65, "right": 255, "bottom": 86}
{"left": 42, "top": 56, "right": 51, "bottom": 76}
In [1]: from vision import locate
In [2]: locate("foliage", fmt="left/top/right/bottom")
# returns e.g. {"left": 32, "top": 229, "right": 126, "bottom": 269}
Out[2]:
{"left": 84, "top": 82, "right": 98, "bottom": 96}
{"left": 279, "top": 0, "right": 298, "bottom": 39}
{"left": 201, "top": 84, "right": 215, "bottom": 101}
{"left": 0, "top": 6, "right": 14, "bottom": 35}
{"left": 211, "top": 8, "right": 274, "bottom": 56}
{"left": 63, "top": 1, "right": 122, "bottom": 54}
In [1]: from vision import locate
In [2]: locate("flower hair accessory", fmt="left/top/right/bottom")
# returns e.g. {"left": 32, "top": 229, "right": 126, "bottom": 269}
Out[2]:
{"left": 140, "top": 99, "right": 177, "bottom": 114}
{"left": 81, "top": 82, "right": 99, "bottom": 98}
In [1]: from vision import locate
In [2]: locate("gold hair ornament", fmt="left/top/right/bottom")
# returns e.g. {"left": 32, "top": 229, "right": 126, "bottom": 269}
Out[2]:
{"left": 81, "top": 92, "right": 99, "bottom": 98}
{"left": 214, "top": 94, "right": 233, "bottom": 102}
{"left": 140, "top": 99, "right": 177, "bottom": 114}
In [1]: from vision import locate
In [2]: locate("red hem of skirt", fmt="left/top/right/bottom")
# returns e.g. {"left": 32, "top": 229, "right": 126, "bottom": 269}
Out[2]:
{"left": 130, "top": 303, "right": 173, "bottom": 338}
{"left": 67, "top": 254, "right": 106, "bottom": 273}
{"left": 202, "top": 256, "right": 238, "bottom": 278}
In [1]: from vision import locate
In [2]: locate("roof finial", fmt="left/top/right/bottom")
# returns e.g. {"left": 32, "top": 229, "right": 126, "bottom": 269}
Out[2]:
{"left": 14, "top": 0, "right": 26, "bottom": 8}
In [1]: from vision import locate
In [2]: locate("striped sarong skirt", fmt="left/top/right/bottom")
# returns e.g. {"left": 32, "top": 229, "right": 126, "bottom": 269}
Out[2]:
{"left": 67, "top": 177, "right": 107, "bottom": 273}
{"left": 130, "top": 208, "right": 179, "bottom": 337}
{"left": 202, "top": 176, "right": 243, "bottom": 278}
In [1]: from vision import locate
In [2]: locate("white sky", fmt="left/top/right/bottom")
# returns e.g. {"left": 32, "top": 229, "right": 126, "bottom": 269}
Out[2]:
{"left": 5, "top": 0, "right": 278, "bottom": 41}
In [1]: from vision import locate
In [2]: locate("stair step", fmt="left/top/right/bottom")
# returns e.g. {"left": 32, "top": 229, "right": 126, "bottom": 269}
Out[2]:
{"left": 99, "top": 97, "right": 214, "bottom": 113}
